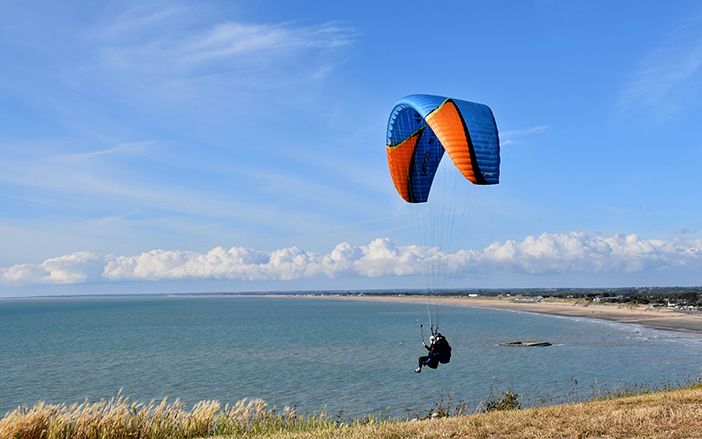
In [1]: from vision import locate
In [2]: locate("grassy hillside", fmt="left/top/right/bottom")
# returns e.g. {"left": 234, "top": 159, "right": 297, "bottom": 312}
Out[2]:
{"left": 232, "top": 384, "right": 702, "bottom": 438}
{"left": 3, "top": 385, "right": 702, "bottom": 438}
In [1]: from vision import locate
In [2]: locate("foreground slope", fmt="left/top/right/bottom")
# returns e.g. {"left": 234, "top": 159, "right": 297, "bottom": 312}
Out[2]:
{"left": 207, "top": 385, "right": 702, "bottom": 439}
{"left": 4, "top": 385, "right": 701, "bottom": 438}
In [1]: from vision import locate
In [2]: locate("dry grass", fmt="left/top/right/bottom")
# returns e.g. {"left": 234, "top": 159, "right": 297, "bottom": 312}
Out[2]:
{"left": 4, "top": 385, "right": 702, "bottom": 439}
{"left": 0, "top": 391, "right": 335, "bottom": 439}
{"left": 208, "top": 384, "right": 702, "bottom": 439}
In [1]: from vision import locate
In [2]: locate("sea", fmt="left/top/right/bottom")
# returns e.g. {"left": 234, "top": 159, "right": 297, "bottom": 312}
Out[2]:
{"left": 2, "top": 295, "right": 702, "bottom": 418}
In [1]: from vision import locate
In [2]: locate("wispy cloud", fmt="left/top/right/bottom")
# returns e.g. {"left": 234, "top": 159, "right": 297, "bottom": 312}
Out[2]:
{"left": 618, "top": 15, "right": 702, "bottom": 119}
{"left": 3, "top": 232, "right": 700, "bottom": 285}
{"left": 57, "top": 141, "right": 153, "bottom": 162}
{"left": 500, "top": 125, "right": 549, "bottom": 146}
{"left": 0, "top": 153, "right": 306, "bottom": 230}
{"left": 100, "top": 4, "right": 188, "bottom": 39}
{"left": 180, "top": 21, "right": 354, "bottom": 60}
{"left": 99, "top": 7, "right": 357, "bottom": 84}
{"left": 0, "top": 138, "right": 379, "bottom": 242}
{"left": 105, "top": 21, "right": 355, "bottom": 67}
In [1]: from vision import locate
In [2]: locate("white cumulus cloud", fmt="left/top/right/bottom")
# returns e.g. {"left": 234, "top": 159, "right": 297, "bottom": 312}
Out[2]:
{"left": 2, "top": 251, "right": 105, "bottom": 284}
{"left": 1, "top": 232, "right": 701, "bottom": 286}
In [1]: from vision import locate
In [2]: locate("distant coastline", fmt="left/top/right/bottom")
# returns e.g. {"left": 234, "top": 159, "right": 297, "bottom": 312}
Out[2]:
{"left": 4, "top": 289, "right": 702, "bottom": 336}
{"left": 292, "top": 293, "right": 702, "bottom": 336}
{"left": 3, "top": 286, "right": 701, "bottom": 300}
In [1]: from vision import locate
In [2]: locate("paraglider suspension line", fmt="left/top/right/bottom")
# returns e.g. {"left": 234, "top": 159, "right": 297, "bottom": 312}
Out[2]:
{"left": 430, "top": 324, "right": 439, "bottom": 337}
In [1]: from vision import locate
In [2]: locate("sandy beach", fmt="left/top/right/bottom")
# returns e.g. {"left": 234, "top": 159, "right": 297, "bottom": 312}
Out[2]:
{"left": 301, "top": 294, "right": 702, "bottom": 336}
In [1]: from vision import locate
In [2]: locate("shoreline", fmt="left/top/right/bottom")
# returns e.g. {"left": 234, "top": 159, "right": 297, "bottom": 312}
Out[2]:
{"left": 5, "top": 291, "right": 702, "bottom": 336}
{"left": 294, "top": 294, "right": 702, "bottom": 337}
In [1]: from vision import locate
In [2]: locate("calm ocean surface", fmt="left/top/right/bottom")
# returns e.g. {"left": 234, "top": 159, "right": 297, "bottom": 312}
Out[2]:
{"left": 2, "top": 295, "right": 702, "bottom": 418}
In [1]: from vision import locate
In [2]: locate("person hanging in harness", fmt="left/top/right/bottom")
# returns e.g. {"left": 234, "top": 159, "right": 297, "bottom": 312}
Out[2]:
{"left": 414, "top": 332, "right": 451, "bottom": 373}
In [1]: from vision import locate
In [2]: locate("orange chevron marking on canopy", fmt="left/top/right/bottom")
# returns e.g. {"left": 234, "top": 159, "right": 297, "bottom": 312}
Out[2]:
{"left": 386, "top": 128, "right": 423, "bottom": 202}
{"left": 425, "top": 99, "right": 477, "bottom": 183}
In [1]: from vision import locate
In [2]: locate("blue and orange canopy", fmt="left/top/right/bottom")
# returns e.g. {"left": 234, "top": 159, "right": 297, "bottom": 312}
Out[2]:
{"left": 386, "top": 94, "right": 500, "bottom": 203}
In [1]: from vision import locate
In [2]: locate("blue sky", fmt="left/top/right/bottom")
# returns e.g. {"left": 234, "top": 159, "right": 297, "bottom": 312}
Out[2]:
{"left": 1, "top": 1, "right": 701, "bottom": 295}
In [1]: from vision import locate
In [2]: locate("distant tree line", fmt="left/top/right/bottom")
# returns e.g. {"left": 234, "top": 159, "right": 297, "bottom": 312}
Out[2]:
{"left": 340, "top": 287, "right": 702, "bottom": 307}
{"left": 462, "top": 287, "right": 702, "bottom": 307}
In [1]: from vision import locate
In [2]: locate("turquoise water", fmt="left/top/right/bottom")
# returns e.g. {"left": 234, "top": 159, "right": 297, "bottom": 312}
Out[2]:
{"left": 1, "top": 295, "right": 702, "bottom": 418}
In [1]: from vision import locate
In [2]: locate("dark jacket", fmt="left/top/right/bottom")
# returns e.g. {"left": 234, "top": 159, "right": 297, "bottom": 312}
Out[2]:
{"left": 425, "top": 337, "right": 452, "bottom": 364}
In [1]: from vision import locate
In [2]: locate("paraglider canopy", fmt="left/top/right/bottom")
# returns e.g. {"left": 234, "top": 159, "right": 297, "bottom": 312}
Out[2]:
{"left": 386, "top": 94, "right": 500, "bottom": 203}
{"left": 387, "top": 95, "right": 502, "bottom": 357}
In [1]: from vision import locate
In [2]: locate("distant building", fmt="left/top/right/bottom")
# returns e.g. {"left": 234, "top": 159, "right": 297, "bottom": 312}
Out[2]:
{"left": 593, "top": 295, "right": 624, "bottom": 303}
{"left": 514, "top": 296, "right": 543, "bottom": 303}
